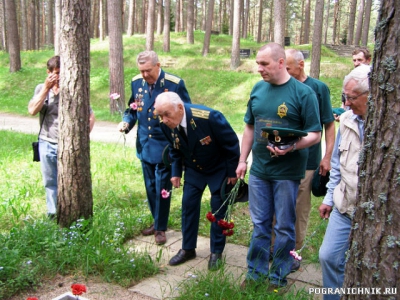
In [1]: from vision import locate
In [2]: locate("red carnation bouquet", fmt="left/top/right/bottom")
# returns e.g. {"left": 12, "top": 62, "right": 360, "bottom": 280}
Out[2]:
{"left": 206, "top": 179, "right": 245, "bottom": 236}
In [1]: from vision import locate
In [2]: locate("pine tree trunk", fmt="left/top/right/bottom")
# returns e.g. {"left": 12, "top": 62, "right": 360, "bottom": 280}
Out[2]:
{"left": 361, "top": 0, "right": 372, "bottom": 46}
{"left": 201, "top": 0, "right": 206, "bottom": 31}
{"left": 146, "top": 0, "right": 155, "bottom": 50}
{"left": 202, "top": 0, "right": 215, "bottom": 56}
{"left": 343, "top": 1, "right": 400, "bottom": 297}
{"left": 55, "top": 0, "right": 61, "bottom": 54}
{"left": 332, "top": 0, "right": 340, "bottom": 44}
{"left": 243, "top": 0, "right": 249, "bottom": 39}
{"left": 20, "top": 0, "right": 27, "bottom": 50}
{"left": 273, "top": 0, "right": 285, "bottom": 46}
{"left": 99, "top": 0, "right": 106, "bottom": 40}
{"left": 58, "top": 0, "right": 93, "bottom": 228}
{"left": 47, "top": 0, "right": 54, "bottom": 46}
{"left": 0, "top": 0, "right": 5, "bottom": 51}
{"left": 108, "top": 0, "right": 125, "bottom": 114}
{"left": 323, "top": 0, "right": 330, "bottom": 44}
{"left": 163, "top": 0, "right": 171, "bottom": 52}
{"left": 347, "top": 0, "right": 357, "bottom": 45}
{"left": 354, "top": 0, "right": 365, "bottom": 45}
{"left": 157, "top": 0, "right": 163, "bottom": 35}
{"left": 310, "top": 0, "right": 324, "bottom": 79}
{"left": 5, "top": 0, "right": 21, "bottom": 72}
{"left": 230, "top": 0, "right": 240, "bottom": 70}
{"left": 187, "top": 0, "right": 194, "bottom": 43}
{"left": 127, "top": 0, "right": 135, "bottom": 36}
{"left": 303, "top": 0, "right": 311, "bottom": 44}
{"left": 256, "top": 0, "right": 262, "bottom": 43}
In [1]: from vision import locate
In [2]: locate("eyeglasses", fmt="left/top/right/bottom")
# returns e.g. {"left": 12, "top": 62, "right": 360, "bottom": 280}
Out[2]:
{"left": 342, "top": 91, "right": 368, "bottom": 102}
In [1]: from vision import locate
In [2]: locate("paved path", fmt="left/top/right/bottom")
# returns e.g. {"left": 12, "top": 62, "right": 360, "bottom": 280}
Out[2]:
{"left": 1, "top": 112, "right": 321, "bottom": 299}
{"left": 0, "top": 112, "right": 137, "bottom": 147}
{"left": 129, "top": 231, "right": 323, "bottom": 299}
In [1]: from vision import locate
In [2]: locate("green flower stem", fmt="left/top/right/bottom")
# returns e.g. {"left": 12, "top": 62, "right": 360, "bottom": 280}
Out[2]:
{"left": 297, "top": 218, "right": 327, "bottom": 254}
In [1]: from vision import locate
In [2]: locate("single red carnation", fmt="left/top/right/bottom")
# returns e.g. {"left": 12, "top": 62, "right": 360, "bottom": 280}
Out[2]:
{"left": 71, "top": 283, "right": 87, "bottom": 296}
{"left": 206, "top": 211, "right": 216, "bottom": 222}
{"left": 27, "top": 298, "right": 39, "bottom": 300}
{"left": 222, "top": 229, "right": 234, "bottom": 236}
{"left": 227, "top": 221, "right": 235, "bottom": 229}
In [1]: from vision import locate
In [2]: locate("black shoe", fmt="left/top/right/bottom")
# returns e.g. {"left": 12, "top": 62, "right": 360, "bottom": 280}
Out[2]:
{"left": 169, "top": 249, "right": 196, "bottom": 266}
{"left": 290, "top": 260, "right": 301, "bottom": 273}
{"left": 208, "top": 253, "right": 222, "bottom": 271}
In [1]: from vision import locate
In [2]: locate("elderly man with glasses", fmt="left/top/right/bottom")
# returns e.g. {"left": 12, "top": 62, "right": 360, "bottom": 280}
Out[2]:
{"left": 318, "top": 64, "right": 371, "bottom": 300}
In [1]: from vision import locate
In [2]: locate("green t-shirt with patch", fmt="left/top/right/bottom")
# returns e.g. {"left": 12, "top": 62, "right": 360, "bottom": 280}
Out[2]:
{"left": 244, "top": 77, "right": 321, "bottom": 180}
{"left": 303, "top": 76, "right": 334, "bottom": 170}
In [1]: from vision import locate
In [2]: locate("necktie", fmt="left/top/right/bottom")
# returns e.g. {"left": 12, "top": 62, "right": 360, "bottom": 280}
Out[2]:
{"left": 179, "top": 125, "right": 188, "bottom": 142}
{"left": 149, "top": 84, "right": 155, "bottom": 97}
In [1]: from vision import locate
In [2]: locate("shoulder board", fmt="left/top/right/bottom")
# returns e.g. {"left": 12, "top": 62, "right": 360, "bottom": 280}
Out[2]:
{"left": 191, "top": 108, "right": 210, "bottom": 119}
{"left": 132, "top": 74, "right": 143, "bottom": 82}
{"left": 165, "top": 73, "right": 181, "bottom": 84}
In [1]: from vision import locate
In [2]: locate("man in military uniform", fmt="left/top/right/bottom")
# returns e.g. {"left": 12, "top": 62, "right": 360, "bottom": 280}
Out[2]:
{"left": 118, "top": 51, "right": 191, "bottom": 245}
{"left": 236, "top": 43, "right": 322, "bottom": 290}
{"left": 154, "top": 91, "right": 240, "bottom": 270}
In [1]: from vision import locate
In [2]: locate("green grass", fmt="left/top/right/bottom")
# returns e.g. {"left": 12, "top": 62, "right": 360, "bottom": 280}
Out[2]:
{"left": 0, "top": 32, "right": 343, "bottom": 298}
{"left": 0, "top": 31, "right": 353, "bottom": 132}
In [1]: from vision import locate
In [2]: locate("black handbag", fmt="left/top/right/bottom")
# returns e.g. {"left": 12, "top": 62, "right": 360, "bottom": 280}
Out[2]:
{"left": 32, "top": 103, "right": 47, "bottom": 162}
{"left": 32, "top": 141, "right": 40, "bottom": 162}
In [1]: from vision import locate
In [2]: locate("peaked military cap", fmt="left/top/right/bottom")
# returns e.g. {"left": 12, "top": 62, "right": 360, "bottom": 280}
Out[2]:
{"left": 162, "top": 145, "right": 171, "bottom": 169}
{"left": 220, "top": 178, "right": 248, "bottom": 203}
{"left": 261, "top": 126, "right": 308, "bottom": 149}
{"left": 332, "top": 107, "right": 346, "bottom": 116}
{"left": 312, "top": 167, "right": 330, "bottom": 197}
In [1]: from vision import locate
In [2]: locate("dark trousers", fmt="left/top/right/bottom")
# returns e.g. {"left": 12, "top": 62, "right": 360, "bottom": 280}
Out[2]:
{"left": 181, "top": 180, "right": 227, "bottom": 253}
{"left": 141, "top": 161, "right": 172, "bottom": 231}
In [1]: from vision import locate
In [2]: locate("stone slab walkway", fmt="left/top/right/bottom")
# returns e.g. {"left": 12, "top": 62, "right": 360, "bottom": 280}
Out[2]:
{"left": 127, "top": 230, "right": 323, "bottom": 299}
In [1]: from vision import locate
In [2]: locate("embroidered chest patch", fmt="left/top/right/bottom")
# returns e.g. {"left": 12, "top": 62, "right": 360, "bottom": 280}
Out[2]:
{"left": 277, "top": 102, "right": 288, "bottom": 118}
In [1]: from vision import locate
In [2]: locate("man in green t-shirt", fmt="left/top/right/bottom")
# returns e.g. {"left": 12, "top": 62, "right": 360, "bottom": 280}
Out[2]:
{"left": 285, "top": 49, "right": 335, "bottom": 272}
{"left": 236, "top": 43, "right": 322, "bottom": 290}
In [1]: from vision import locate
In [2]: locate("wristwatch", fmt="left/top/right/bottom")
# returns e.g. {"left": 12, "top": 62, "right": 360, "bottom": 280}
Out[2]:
{"left": 290, "top": 142, "right": 297, "bottom": 152}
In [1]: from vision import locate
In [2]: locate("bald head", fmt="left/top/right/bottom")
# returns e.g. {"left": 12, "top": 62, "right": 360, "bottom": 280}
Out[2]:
{"left": 154, "top": 92, "right": 185, "bottom": 129}
{"left": 259, "top": 42, "right": 286, "bottom": 62}
{"left": 285, "top": 49, "right": 307, "bottom": 82}
{"left": 256, "top": 43, "right": 290, "bottom": 85}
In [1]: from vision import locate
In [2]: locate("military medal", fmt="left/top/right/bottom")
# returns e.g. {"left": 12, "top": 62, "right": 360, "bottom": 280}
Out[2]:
{"left": 190, "top": 119, "right": 197, "bottom": 130}
{"left": 172, "top": 132, "right": 180, "bottom": 149}
{"left": 200, "top": 136, "right": 212, "bottom": 145}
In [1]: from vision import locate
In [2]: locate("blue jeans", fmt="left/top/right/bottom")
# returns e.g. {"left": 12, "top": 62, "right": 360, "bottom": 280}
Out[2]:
{"left": 246, "top": 174, "right": 299, "bottom": 287}
{"left": 39, "top": 139, "right": 58, "bottom": 214}
{"left": 319, "top": 208, "right": 351, "bottom": 300}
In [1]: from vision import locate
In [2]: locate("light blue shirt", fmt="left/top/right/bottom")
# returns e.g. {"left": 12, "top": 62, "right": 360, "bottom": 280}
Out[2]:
{"left": 322, "top": 114, "right": 364, "bottom": 207}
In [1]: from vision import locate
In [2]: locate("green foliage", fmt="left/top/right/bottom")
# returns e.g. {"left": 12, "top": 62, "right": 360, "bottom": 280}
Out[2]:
{"left": 0, "top": 32, "right": 351, "bottom": 132}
